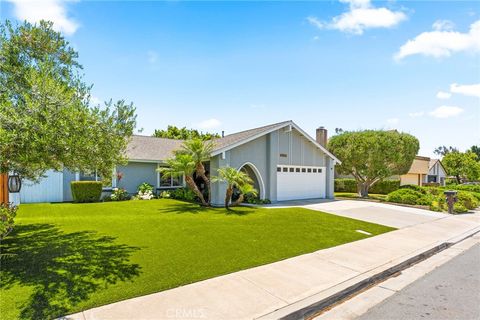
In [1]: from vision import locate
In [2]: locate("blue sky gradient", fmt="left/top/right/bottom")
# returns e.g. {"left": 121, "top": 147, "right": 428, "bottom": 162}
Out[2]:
{"left": 1, "top": 0, "right": 479, "bottom": 157}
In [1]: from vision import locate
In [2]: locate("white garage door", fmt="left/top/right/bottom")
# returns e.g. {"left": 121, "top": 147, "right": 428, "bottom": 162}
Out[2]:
{"left": 20, "top": 170, "right": 64, "bottom": 203}
{"left": 277, "top": 166, "right": 326, "bottom": 201}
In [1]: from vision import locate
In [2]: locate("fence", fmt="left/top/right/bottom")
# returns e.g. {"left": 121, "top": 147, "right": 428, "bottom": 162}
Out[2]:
{"left": 0, "top": 174, "right": 8, "bottom": 204}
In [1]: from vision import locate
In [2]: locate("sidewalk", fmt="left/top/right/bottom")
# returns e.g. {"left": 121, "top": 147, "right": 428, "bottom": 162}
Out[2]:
{"left": 66, "top": 212, "right": 480, "bottom": 320}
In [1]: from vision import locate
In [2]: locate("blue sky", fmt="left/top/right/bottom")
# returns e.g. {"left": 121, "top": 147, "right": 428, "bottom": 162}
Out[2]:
{"left": 1, "top": 0, "right": 479, "bottom": 157}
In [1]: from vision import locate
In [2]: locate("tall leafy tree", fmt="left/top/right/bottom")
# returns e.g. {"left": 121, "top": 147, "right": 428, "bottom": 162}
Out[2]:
{"left": 469, "top": 145, "right": 480, "bottom": 161}
{"left": 153, "top": 125, "right": 220, "bottom": 141}
{"left": 212, "top": 167, "right": 254, "bottom": 209}
{"left": 179, "top": 138, "right": 214, "bottom": 203}
{"left": 433, "top": 146, "right": 459, "bottom": 156}
{"left": 0, "top": 20, "right": 136, "bottom": 181}
{"left": 442, "top": 151, "right": 480, "bottom": 183}
{"left": 159, "top": 154, "right": 208, "bottom": 206}
{"left": 328, "top": 130, "right": 419, "bottom": 197}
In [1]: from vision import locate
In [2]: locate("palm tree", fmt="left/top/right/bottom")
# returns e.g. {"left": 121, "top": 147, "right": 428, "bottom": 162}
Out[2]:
{"left": 212, "top": 167, "right": 253, "bottom": 209}
{"left": 231, "top": 183, "right": 258, "bottom": 207}
{"left": 159, "top": 153, "right": 208, "bottom": 206}
{"left": 180, "top": 138, "right": 214, "bottom": 203}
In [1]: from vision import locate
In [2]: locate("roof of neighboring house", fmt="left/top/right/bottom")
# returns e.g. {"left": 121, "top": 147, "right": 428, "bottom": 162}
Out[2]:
{"left": 126, "top": 135, "right": 184, "bottom": 161}
{"left": 126, "top": 120, "right": 341, "bottom": 163}
{"left": 429, "top": 158, "right": 447, "bottom": 174}
{"left": 406, "top": 156, "right": 431, "bottom": 174}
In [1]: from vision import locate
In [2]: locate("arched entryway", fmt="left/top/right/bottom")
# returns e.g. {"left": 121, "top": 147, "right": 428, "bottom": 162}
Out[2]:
{"left": 237, "top": 162, "right": 265, "bottom": 200}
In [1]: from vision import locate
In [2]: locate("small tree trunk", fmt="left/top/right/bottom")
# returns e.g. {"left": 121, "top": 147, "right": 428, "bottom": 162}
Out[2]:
{"left": 185, "top": 176, "right": 208, "bottom": 206}
{"left": 225, "top": 186, "right": 233, "bottom": 209}
{"left": 231, "top": 193, "right": 244, "bottom": 207}
{"left": 456, "top": 175, "right": 462, "bottom": 184}
{"left": 357, "top": 182, "right": 369, "bottom": 198}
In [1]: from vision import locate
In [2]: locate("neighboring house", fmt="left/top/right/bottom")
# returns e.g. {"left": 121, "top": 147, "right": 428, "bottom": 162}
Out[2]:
{"left": 400, "top": 156, "right": 447, "bottom": 187}
{"left": 12, "top": 121, "right": 340, "bottom": 206}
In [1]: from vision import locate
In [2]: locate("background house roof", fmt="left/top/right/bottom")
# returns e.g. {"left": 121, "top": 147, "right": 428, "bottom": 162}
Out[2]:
{"left": 407, "top": 156, "right": 430, "bottom": 174}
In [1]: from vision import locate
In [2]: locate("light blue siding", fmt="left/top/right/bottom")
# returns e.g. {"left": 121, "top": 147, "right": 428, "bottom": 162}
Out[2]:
{"left": 116, "top": 162, "right": 158, "bottom": 194}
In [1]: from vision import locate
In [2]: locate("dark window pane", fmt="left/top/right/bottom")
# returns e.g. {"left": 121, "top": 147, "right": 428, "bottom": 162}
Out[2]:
{"left": 283, "top": 167, "right": 288, "bottom": 172}
{"left": 313, "top": 169, "right": 317, "bottom": 173}
{"left": 296, "top": 168, "right": 300, "bottom": 172}
{"left": 289, "top": 168, "right": 294, "bottom": 172}
{"left": 307, "top": 168, "right": 312, "bottom": 173}
{"left": 302, "top": 168, "right": 306, "bottom": 173}
{"left": 277, "top": 167, "right": 281, "bottom": 172}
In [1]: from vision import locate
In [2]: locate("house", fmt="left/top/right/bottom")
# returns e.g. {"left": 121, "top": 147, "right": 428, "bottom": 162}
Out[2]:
{"left": 12, "top": 121, "right": 340, "bottom": 205}
{"left": 400, "top": 156, "right": 447, "bottom": 187}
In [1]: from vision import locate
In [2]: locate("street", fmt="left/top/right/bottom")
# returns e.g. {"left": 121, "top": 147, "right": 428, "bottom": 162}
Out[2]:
{"left": 357, "top": 244, "right": 480, "bottom": 320}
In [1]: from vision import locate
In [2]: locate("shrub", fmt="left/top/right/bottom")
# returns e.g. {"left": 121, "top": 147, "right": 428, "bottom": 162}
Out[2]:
{"left": 453, "top": 203, "right": 468, "bottom": 214}
{"left": 399, "top": 184, "right": 427, "bottom": 194}
{"left": 71, "top": 181, "right": 103, "bottom": 203}
{"left": 0, "top": 203, "right": 17, "bottom": 240}
{"left": 137, "top": 183, "right": 154, "bottom": 200}
{"left": 335, "top": 179, "right": 400, "bottom": 194}
{"left": 158, "top": 191, "right": 171, "bottom": 198}
{"left": 110, "top": 188, "right": 130, "bottom": 201}
{"left": 334, "top": 179, "right": 357, "bottom": 193}
{"left": 452, "top": 184, "right": 480, "bottom": 193}
{"left": 169, "top": 188, "right": 197, "bottom": 202}
{"left": 369, "top": 180, "right": 400, "bottom": 194}
{"left": 456, "top": 191, "right": 479, "bottom": 210}
{"left": 386, "top": 189, "right": 424, "bottom": 205}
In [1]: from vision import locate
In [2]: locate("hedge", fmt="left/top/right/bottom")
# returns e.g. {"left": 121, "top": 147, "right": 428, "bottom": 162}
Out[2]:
{"left": 71, "top": 181, "right": 103, "bottom": 203}
{"left": 334, "top": 179, "right": 400, "bottom": 195}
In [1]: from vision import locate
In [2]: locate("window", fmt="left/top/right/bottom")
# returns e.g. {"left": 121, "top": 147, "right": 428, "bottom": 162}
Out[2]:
{"left": 277, "top": 167, "right": 282, "bottom": 172}
{"left": 296, "top": 168, "right": 300, "bottom": 172}
{"left": 313, "top": 168, "right": 317, "bottom": 173}
{"left": 79, "top": 170, "right": 97, "bottom": 181}
{"left": 318, "top": 168, "right": 322, "bottom": 173}
{"left": 159, "top": 170, "right": 183, "bottom": 188}
{"left": 302, "top": 168, "right": 306, "bottom": 173}
{"left": 307, "top": 168, "right": 312, "bottom": 173}
{"left": 289, "top": 167, "right": 294, "bottom": 172}
{"left": 283, "top": 167, "right": 288, "bottom": 172}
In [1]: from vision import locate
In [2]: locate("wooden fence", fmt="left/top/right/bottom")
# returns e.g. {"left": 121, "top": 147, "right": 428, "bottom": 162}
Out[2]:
{"left": 0, "top": 174, "right": 8, "bottom": 204}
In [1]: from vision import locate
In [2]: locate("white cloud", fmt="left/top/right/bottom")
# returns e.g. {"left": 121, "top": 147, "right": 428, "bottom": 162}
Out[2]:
{"left": 197, "top": 118, "right": 221, "bottom": 130}
{"left": 432, "top": 19, "right": 455, "bottom": 31}
{"left": 147, "top": 50, "right": 158, "bottom": 64}
{"left": 450, "top": 83, "right": 480, "bottom": 98}
{"left": 408, "top": 111, "right": 424, "bottom": 118}
{"left": 8, "top": 0, "right": 79, "bottom": 36}
{"left": 429, "top": 106, "right": 464, "bottom": 118}
{"left": 308, "top": 0, "right": 406, "bottom": 35}
{"left": 395, "top": 20, "right": 480, "bottom": 60}
{"left": 386, "top": 118, "right": 399, "bottom": 124}
{"left": 436, "top": 91, "right": 452, "bottom": 99}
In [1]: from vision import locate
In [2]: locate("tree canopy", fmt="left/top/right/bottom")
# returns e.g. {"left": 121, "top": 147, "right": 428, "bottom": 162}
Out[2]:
{"left": 442, "top": 151, "right": 480, "bottom": 183}
{"left": 328, "top": 130, "right": 419, "bottom": 197}
{"left": 0, "top": 20, "right": 136, "bottom": 181}
{"left": 434, "top": 145, "right": 459, "bottom": 156}
{"left": 153, "top": 125, "right": 220, "bottom": 141}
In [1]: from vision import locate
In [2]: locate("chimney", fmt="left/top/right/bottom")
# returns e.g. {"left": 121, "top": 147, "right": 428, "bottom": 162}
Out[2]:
{"left": 316, "top": 126, "right": 327, "bottom": 147}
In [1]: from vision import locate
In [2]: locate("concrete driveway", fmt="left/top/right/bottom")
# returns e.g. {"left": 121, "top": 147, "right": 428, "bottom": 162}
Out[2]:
{"left": 268, "top": 199, "right": 447, "bottom": 229}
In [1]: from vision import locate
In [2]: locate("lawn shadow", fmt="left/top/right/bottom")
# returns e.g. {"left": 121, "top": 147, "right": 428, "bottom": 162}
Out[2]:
{"left": 223, "top": 206, "right": 258, "bottom": 216}
{"left": 0, "top": 224, "right": 141, "bottom": 320}
{"left": 156, "top": 202, "right": 207, "bottom": 214}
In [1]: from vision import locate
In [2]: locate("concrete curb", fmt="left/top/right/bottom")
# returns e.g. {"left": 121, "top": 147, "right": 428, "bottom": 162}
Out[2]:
{"left": 275, "top": 227, "right": 480, "bottom": 320}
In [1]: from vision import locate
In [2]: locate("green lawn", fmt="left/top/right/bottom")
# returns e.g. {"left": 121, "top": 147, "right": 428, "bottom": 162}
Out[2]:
{"left": 0, "top": 199, "right": 394, "bottom": 319}
{"left": 335, "top": 192, "right": 388, "bottom": 201}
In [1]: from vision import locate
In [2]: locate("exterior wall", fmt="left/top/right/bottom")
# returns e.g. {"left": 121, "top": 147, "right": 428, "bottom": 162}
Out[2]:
{"left": 427, "top": 162, "right": 447, "bottom": 186}
{"left": 116, "top": 161, "right": 158, "bottom": 194}
{"left": 210, "top": 127, "right": 334, "bottom": 205}
{"left": 400, "top": 173, "right": 421, "bottom": 186}
{"left": 63, "top": 169, "right": 77, "bottom": 201}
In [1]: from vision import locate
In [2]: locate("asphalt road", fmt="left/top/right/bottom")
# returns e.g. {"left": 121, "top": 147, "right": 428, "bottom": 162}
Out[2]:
{"left": 357, "top": 243, "right": 480, "bottom": 320}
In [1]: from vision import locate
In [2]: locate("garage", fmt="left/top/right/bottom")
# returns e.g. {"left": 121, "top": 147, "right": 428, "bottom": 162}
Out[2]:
{"left": 19, "top": 169, "right": 64, "bottom": 203}
{"left": 277, "top": 165, "right": 326, "bottom": 201}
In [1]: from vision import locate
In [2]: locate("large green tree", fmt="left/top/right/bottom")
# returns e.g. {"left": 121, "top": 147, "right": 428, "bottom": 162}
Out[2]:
{"left": 328, "top": 130, "right": 419, "bottom": 197}
{"left": 442, "top": 151, "right": 480, "bottom": 183}
{"left": 153, "top": 125, "right": 220, "bottom": 141}
{"left": 0, "top": 20, "right": 136, "bottom": 181}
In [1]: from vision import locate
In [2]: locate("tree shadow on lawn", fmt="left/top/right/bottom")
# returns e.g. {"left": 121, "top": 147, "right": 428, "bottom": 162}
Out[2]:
{"left": 0, "top": 224, "right": 141, "bottom": 320}
{"left": 156, "top": 202, "right": 257, "bottom": 216}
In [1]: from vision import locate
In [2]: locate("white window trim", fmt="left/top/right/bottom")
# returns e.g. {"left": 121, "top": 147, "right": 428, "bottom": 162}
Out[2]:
{"left": 157, "top": 167, "right": 185, "bottom": 189}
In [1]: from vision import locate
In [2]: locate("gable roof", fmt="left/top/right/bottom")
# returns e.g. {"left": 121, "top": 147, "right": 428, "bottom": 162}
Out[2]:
{"left": 429, "top": 158, "right": 447, "bottom": 174}
{"left": 126, "top": 120, "right": 341, "bottom": 163}
{"left": 126, "top": 135, "right": 184, "bottom": 161}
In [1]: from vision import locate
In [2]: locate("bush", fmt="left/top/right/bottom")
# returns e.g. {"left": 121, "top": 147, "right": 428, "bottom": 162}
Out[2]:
{"left": 453, "top": 203, "right": 468, "bottom": 213}
{"left": 452, "top": 184, "right": 480, "bottom": 193}
{"left": 386, "top": 189, "right": 425, "bottom": 205}
{"left": 335, "top": 179, "right": 400, "bottom": 195}
{"left": 369, "top": 180, "right": 400, "bottom": 194}
{"left": 71, "top": 181, "right": 103, "bottom": 203}
{"left": 456, "top": 191, "right": 479, "bottom": 210}
{"left": 109, "top": 188, "right": 130, "bottom": 201}
{"left": 0, "top": 203, "right": 17, "bottom": 240}
{"left": 399, "top": 184, "right": 427, "bottom": 194}
{"left": 137, "top": 183, "right": 154, "bottom": 200}
{"left": 168, "top": 188, "right": 197, "bottom": 202}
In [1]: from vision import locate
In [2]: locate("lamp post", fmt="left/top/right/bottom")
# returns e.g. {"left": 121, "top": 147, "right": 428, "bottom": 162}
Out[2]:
{"left": 7, "top": 173, "right": 21, "bottom": 193}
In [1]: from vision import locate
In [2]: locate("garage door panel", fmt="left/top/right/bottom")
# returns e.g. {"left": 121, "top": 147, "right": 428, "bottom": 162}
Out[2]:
{"left": 277, "top": 166, "right": 326, "bottom": 201}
